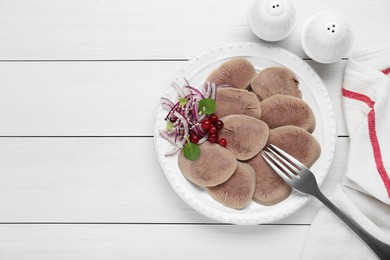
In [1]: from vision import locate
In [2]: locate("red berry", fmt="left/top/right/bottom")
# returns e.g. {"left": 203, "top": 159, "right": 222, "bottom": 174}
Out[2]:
{"left": 208, "top": 133, "right": 218, "bottom": 143}
{"left": 190, "top": 134, "right": 200, "bottom": 144}
{"left": 209, "top": 126, "right": 218, "bottom": 134}
{"left": 218, "top": 138, "right": 227, "bottom": 147}
{"left": 201, "top": 119, "right": 212, "bottom": 130}
{"left": 214, "top": 120, "right": 224, "bottom": 129}
{"left": 209, "top": 114, "right": 218, "bottom": 123}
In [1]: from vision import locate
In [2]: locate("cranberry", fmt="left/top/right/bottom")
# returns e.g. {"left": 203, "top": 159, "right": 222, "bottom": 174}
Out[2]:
{"left": 208, "top": 133, "right": 218, "bottom": 143}
{"left": 201, "top": 119, "right": 212, "bottom": 130}
{"left": 209, "top": 126, "right": 218, "bottom": 134}
{"left": 209, "top": 114, "right": 219, "bottom": 123}
{"left": 218, "top": 138, "right": 227, "bottom": 147}
{"left": 189, "top": 134, "right": 200, "bottom": 144}
{"left": 214, "top": 120, "right": 224, "bottom": 129}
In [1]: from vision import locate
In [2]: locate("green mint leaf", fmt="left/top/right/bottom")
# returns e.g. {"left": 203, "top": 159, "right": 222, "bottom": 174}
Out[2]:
{"left": 198, "top": 98, "right": 216, "bottom": 115}
{"left": 179, "top": 98, "right": 187, "bottom": 106}
{"left": 183, "top": 137, "right": 201, "bottom": 161}
{"left": 166, "top": 121, "right": 173, "bottom": 130}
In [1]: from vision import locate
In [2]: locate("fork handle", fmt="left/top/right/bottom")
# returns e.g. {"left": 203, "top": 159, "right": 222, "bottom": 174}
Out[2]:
{"left": 314, "top": 191, "right": 390, "bottom": 260}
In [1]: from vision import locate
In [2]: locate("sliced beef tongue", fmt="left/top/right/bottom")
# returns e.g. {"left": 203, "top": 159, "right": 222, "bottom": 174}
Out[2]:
{"left": 246, "top": 151, "right": 292, "bottom": 206}
{"left": 215, "top": 88, "right": 262, "bottom": 119}
{"left": 251, "top": 67, "right": 301, "bottom": 100}
{"left": 260, "top": 94, "right": 316, "bottom": 133}
{"left": 207, "top": 161, "right": 256, "bottom": 209}
{"left": 206, "top": 58, "right": 257, "bottom": 89}
{"left": 246, "top": 125, "right": 321, "bottom": 205}
{"left": 267, "top": 125, "right": 321, "bottom": 168}
{"left": 219, "top": 115, "right": 269, "bottom": 161}
{"left": 178, "top": 142, "right": 237, "bottom": 187}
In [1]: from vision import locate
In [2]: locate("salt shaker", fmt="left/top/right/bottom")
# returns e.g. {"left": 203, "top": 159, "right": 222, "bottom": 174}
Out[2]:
{"left": 301, "top": 12, "right": 354, "bottom": 64}
{"left": 248, "top": 0, "right": 297, "bottom": 42}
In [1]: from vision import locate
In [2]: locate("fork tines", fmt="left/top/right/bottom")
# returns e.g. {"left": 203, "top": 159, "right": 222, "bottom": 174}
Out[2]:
{"left": 262, "top": 144, "right": 305, "bottom": 182}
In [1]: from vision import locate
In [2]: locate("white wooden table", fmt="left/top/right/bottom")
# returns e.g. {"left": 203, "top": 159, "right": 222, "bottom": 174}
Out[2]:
{"left": 0, "top": 0, "right": 389, "bottom": 259}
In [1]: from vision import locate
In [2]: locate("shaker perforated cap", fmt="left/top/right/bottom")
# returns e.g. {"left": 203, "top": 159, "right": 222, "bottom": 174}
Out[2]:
{"left": 301, "top": 12, "right": 354, "bottom": 64}
{"left": 248, "top": 0, "right": 297, "bottom": 42}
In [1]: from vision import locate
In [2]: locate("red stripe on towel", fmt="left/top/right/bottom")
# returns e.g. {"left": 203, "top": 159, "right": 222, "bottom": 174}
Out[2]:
{"left": 381, "top": 68, "right": 390, "bottom": 75}
{"left": 342, "top": 88, "right": 390, "bottom": 198}
{"left": 341, "top": 88, "right": 374, "bottom": 108}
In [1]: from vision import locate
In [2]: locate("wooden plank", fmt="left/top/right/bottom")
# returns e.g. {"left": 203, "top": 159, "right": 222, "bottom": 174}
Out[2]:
{"left": 310, "top": 61, "right": 347, "bottom": 136}
{"left": 0, "top": 61, "right": 183, "bottom": 136}
{"left": 0, "top": 0, "right": 389, "bottom": 60}
{"left": 0, "top": 60, "right": 347, "bottom": 136}
{"left": 0, "top": 224, "right": 309, "bottom": 260}
{"left": 0, "top": 137, "right": 348, "bottom": 224}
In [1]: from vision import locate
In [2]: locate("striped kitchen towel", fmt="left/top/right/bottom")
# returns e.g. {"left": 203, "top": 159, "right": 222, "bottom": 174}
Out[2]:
{"left": 302, "top": 49, "right": 390, "bottom": 260}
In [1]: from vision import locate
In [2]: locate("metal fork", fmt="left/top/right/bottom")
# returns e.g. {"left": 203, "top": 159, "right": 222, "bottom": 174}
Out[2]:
{"left": 262, "top": 144, "right": 390, "bottom": 260}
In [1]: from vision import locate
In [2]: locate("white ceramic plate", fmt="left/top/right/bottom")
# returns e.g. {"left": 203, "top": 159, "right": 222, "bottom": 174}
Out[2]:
{"left": 154, "top": 42, "right": 336, "bottom": 225}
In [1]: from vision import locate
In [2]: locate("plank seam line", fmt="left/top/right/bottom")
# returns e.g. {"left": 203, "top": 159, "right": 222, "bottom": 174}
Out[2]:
{"left": 0, "top": 59, "right": 189, "bottom": 62}
{"left": 0, "top": 136, "right": 154, "bottom": 138}
{"left": 0, "top": 222, "right": 311, "bottom": 226}
{"left": 0, "top": 135, "right": 348, "bottom": 138}
{"left": 0, "top": 58, "right": 348, "bottom": 62}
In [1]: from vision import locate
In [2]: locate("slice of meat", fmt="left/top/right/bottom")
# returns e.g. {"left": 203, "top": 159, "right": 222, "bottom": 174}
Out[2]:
{"left": 206, "top": 58, "right": 257, "bottom": 89}
{"left": 251, "top": 67, "right": 301, "bottom": 100}
{"left": 246, "top": 126, "right": 321, "bottom": 205}
{"left": 219, "top": 115, "right": 269, "bottom": 160}
{"left": 207, "top": 162, "right": 256, "bottom": 209}
{"left": 215, "top": 88, "right": 262, "bottom": 119}
{"left": 178, "top": 142, "right": 237, "bottom": 187}
{"left": 246, "top": 152, "right": 292, "bottom": 205}
{"left": 260, "top": 94, "right": 316, "bottom": 133}
{"left": 267, "top": 125, "right": 321, "bottom": 168}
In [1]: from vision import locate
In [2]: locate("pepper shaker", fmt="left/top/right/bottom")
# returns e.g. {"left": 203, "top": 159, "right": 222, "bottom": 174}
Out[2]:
{"left": 301, "top": 12, "right": 354, "bottom": 63}
{"left": 248, "top": 0, "right": 297, "bottom": 42}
